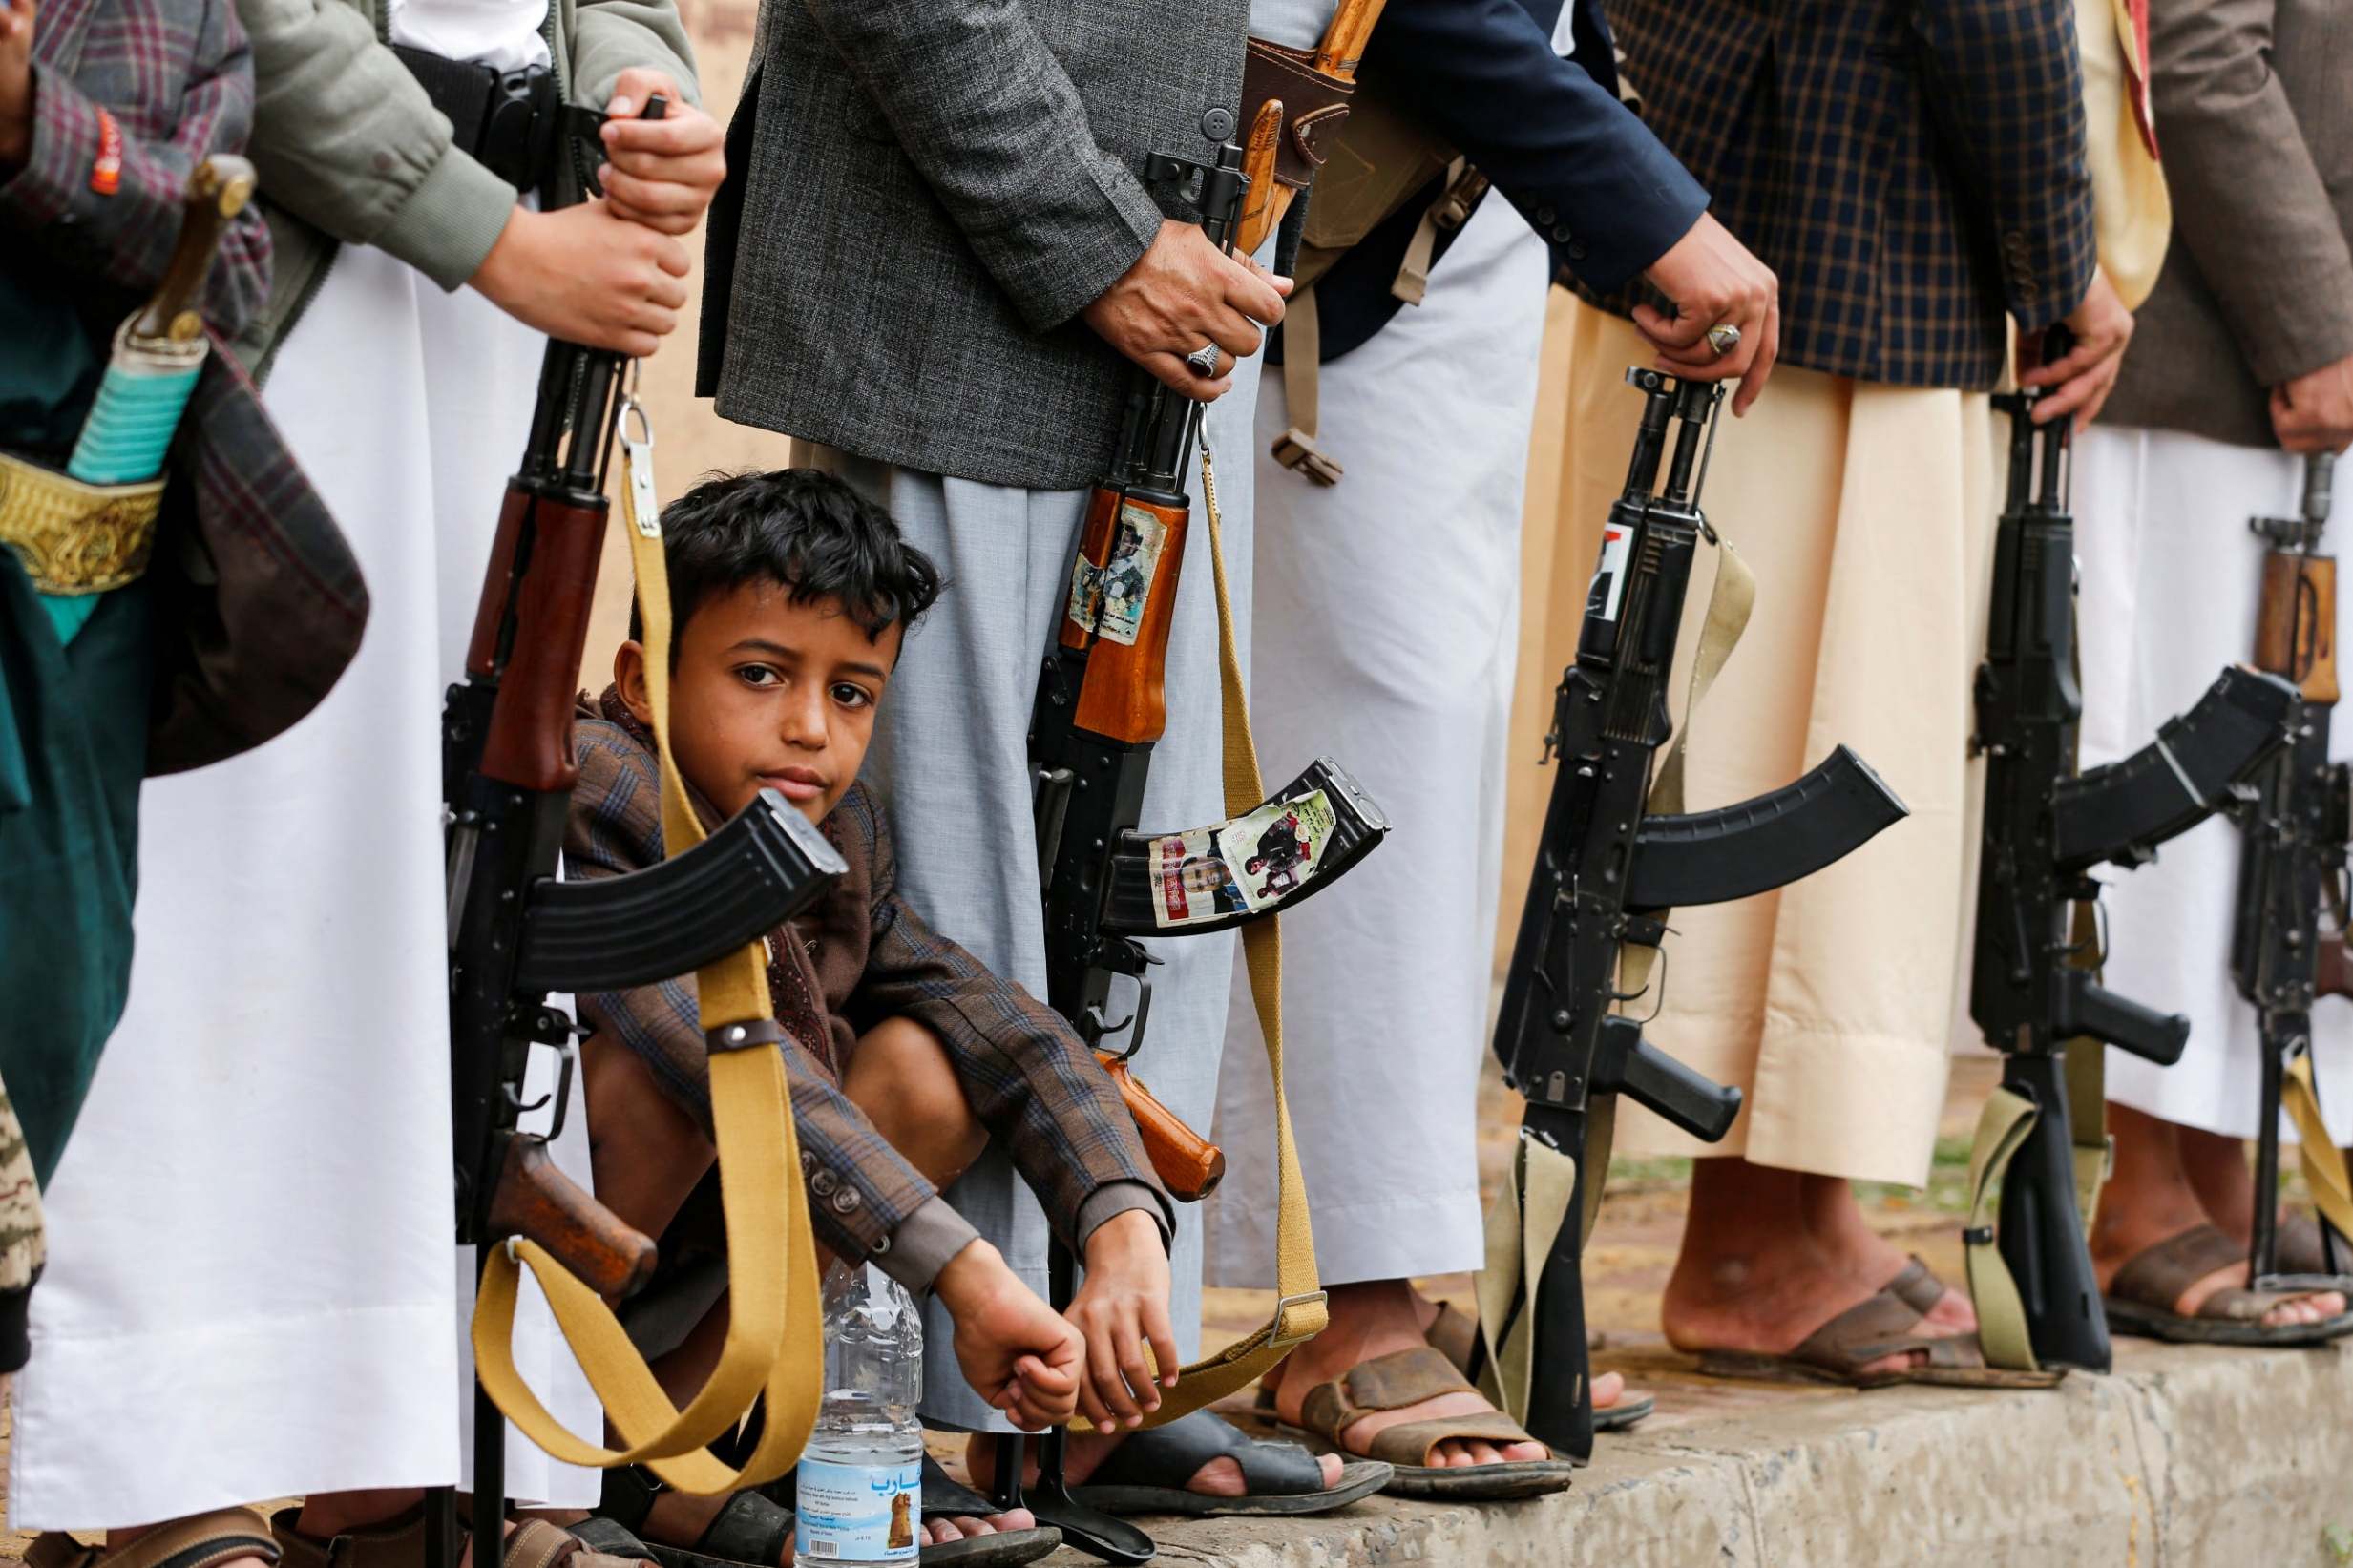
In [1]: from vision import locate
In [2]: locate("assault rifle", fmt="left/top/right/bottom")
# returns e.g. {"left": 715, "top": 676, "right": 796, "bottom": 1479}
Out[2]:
{"left": 438, "top": 94, "right": 846, "bottom": 1568}
{"left": 1488, "top": 369, "right": 1909, "bottom": 1460}
{"left": 1966, "top": 381, "right": 2298, "bottom": 1372}
{"left": 1006, "top": 118, "right": 1388, "bottom": 1566}
{"left": 2233, "top": 452, "right": 2353, "bottom": 1286}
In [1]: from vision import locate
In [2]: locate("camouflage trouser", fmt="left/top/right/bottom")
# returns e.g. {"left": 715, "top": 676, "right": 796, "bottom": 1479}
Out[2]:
{"left": 0, "top": 1079, "right": 44, "bottom": 1372}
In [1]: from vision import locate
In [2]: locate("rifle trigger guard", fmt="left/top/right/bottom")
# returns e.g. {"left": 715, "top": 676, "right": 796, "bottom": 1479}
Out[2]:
{"left": 513, "top": 1021, "right": 578, "bottom": 1144}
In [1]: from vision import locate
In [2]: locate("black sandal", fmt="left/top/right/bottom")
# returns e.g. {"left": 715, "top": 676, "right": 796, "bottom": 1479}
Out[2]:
{"left": 601, "top": 1460, "right": 1061, "bottom": 1568}
{"left": 1069, "top": 1410, "right": 1392, "bottom": 1517}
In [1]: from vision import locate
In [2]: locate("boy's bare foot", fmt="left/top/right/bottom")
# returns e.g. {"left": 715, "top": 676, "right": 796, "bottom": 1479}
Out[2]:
{"left": 1662, "top": 1160, "right": 1968, "bottom": 1378}
{"left": 2090, "top": 1104, "right": 2345, "bottom": 1328}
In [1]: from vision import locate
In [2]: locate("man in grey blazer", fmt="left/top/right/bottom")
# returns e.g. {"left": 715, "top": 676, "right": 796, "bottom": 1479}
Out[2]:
{"left": 699, "top": 0, "right": 1342, "bottom": 1504}
{"left": 2069, "top": 0, "right": 2353, "bottom": 1340}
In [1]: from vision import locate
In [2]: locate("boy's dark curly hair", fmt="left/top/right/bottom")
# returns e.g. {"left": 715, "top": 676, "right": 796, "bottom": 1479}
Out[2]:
{"left": 630, "top": 468, "right": 943, "bottom": 651}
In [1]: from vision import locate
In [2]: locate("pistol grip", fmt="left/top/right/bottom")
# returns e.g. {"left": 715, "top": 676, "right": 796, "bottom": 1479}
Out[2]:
{"left": 1599, "top": 1016, "right": 1741, "bottom": 1143}
{"left": 1097, "top": 1053, "right": 1226, "bottom": 1202}
{"left": 2058, "top": 973, "right": 2189, "bottom": 1067}
{"left": 485, "top": 1135, "right": 658, "bottom": 1300}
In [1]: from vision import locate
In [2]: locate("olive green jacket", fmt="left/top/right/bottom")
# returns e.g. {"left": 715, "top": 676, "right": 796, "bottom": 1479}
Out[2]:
{"left": 231, "top": 0, "right": 699, "bottom": 377}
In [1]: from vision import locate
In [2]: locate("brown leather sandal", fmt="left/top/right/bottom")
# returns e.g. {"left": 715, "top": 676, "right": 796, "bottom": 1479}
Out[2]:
{"left": 1419, "top": 1301, "right": 1654, "bottom": 1434}
{"left": 2104, "top": 1223, "right": 2353, "bottom": 1346}
{"left": 1882, "top": 1256, "right": 1953, "bottom": 1318}
{"left": 1696, "top": 1288, "right": 2063, "bottom": 1389}
{"left": 1273, "top": 1346, "right": 1577, "bottom": 1500}
{"left": 28, "top": 1508, "right": 282, "bottom": 1568}
{"left": 267, "top": 1505, "right": 656, "bottom": 1568}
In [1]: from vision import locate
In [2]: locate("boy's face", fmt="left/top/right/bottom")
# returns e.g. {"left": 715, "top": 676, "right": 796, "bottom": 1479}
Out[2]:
{"left": 618, "top": 581, "right": 903, "bottom": 825}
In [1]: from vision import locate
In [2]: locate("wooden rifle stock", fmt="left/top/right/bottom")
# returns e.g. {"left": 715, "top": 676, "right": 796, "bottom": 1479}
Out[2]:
{"left": 484, "top": 1135, "right": 658, "bottom": 1300}
{"left": 2254, "top": 551, "right": 2339, "bottom": 702}
{"left": 1096, "top": 1052, "right": 1226, "bottom": 1202}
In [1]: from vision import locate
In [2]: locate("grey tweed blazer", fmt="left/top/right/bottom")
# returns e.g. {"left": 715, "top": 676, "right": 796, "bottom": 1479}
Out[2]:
{"left": 699, "top": 0, "right": 1252, "bottom": 490}
{"left": 2101, "top": 0, "right": 2353, "bottom": 449}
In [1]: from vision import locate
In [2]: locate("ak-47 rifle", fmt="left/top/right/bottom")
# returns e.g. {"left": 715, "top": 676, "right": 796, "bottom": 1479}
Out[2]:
{"left": 437, "top": 94, "right": 846, "bottom": 1568}
{"left": 2234, "top": 452, "right": 2353, "bottom": 1286}
{"left": 1965, "top": 376, "right": 2299, "bottom": 1373}
{"left": 1487, "top": 369, "right": 1910, "bottom": 1461}
{"left": 1004, "top": 117, "right": 1389, "bottom": 1567}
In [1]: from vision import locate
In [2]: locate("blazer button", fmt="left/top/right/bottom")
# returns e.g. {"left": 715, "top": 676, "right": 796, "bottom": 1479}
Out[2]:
{"left": 812, "top": 1169, "right": 839, "bottom": 1196}
{"left": 1552, "top": 223, "right": 1574, "bottom": 243}
{"left": 1534, "top": 204, "right": 1557, "bottom": 226}
{"left": 832, "top": 1187, "right": 861, "bottom": 1214}
{"left": 1568, "top": 241, "right": 1588, "bottom": 261}
{"left": 799, "top": 1149, "right": 818, "bottom": 1178}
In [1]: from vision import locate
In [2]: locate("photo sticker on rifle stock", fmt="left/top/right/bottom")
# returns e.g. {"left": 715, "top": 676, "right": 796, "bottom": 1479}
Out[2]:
{"left": 1066, "top": 504, "right": 1168, "bottom": 646}
{"left": 1147, "top": 788, "right": 1340, "bottom": 929}
{"left": 1586, "top": 525, "right": 1630, "bottom": 622}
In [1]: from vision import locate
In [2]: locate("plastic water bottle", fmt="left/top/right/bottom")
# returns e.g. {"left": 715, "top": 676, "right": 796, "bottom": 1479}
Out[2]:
{"left": 795, "top": 1261, "right": 924, "bottom": 1565}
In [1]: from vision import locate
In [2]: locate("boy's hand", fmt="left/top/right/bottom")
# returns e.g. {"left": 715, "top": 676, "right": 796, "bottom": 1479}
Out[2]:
{"left": 599, "top": 69, "right": 724, "bottom": 237}
{"left": 0, "top": 0, "right": 35, "bottom": 172}
{"left": 1065, "top": 1209, "right": 1177, "bottom": 1431}
{"left": 470, "top": 199, "right": 690, "bottom": 356}
{"left": 935, "top": 1240, "right": 1085, "bottom": 1431}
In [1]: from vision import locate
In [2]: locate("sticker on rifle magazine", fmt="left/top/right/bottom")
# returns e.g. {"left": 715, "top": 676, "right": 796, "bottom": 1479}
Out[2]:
{"left": 1147, "top": 788, "right": 1339, "bottom": 929}
{"left": 1586, "top": 525, "right": 1630, "bottom": 622}
{"left": 1066, "top": 503, "right": 1167, "bottom": 646}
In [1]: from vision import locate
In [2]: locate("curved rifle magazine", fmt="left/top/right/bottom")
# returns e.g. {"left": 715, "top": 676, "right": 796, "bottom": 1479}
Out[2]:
{"left": 1097, "top": 757, "right": 1388, "bottom": 937}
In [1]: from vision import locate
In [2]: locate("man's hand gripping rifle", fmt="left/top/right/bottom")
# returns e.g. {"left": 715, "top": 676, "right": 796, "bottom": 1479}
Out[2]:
{"left": 1965, "top": 373, "right": 2299, "bottom": 1374}
{"left": 2233, "top": 452, "right": 2353, "bottom": 1287}
{"left": 1010, "top": 120, "right": 1389, "bottom": 1566}
{"left": 1488, "top": 370, "right": 1909, "bottom": 1461}
{"left": 440, "top": 94, "right": 847, "bottom": 1568}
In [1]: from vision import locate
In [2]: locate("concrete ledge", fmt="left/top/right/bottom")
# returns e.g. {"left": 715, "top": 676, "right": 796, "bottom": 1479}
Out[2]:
{"left": 1056, "top": 1339, "right": 2353, "bottom": 1565}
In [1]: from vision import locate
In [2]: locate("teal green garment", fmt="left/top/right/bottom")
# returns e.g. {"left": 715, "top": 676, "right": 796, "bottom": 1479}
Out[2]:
{"left": 0, "top": 267, "right": 102, "bottom": 457}
{"left": 0, "top": 551, "right": 150, "bottom": 1186}
{"left": 5, "top": 264, "right": 109, "bottom": 645}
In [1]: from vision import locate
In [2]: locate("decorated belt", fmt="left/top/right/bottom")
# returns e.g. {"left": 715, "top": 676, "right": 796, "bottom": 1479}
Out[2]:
{"left": 0, "top": 449, "right": 163, "bottom": 596}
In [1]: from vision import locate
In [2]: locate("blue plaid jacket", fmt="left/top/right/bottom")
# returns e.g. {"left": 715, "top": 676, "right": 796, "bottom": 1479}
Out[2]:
{"left": 1582, "top": 0, "right": 2098, "bottom": 390}
{"left": 0, "top": 0, "right": 367, "bottom": 773}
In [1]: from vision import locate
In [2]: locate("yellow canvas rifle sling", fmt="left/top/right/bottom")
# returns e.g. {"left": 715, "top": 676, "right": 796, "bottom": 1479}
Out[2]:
{"left": 1473, "top": 529, "right": 1758, "bottom": 1421}
{"left": 473, "top": 396, "right": 824, "bottom": 1492}
{"left": 1093, "top": 443, "right": 1328, "bottom": 1430}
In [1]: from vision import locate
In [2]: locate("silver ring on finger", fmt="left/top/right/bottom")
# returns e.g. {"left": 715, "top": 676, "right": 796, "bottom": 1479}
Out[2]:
{"left": 1185, "top": 341, "right": 1222, "bottom": 377}
{"left": 1706, "top": 323, "right": 1742, "bottom": 358}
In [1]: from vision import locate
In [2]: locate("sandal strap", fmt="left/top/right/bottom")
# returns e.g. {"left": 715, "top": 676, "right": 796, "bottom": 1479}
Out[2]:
{"left": 2109, "top": 1223, "right": 2249, "bottom": 1311}
{"left": 31, "top": 1514, "right": 277, "bottom": 1568}
{"left": 1085, "top": 1410, "right": 1327, "bottom": 1496}
{"left": 1424, "top": 1302, "right": 1481, "bottom": 1377}
{"left": 1297, "top": 1346, "right": 1474, "bottom": 1432}
{"left": 1358, "top": 1410, "right": 1544, "bottom": 1470}
{"left": 692, "top": 1490, "right": 793, "bottom": 1566}
{"left": 1883, "top": 1257, "right": 1948, "bottom": 1318}
{"left": 920, "top": 1453, "right": 998, "bottom": 1521}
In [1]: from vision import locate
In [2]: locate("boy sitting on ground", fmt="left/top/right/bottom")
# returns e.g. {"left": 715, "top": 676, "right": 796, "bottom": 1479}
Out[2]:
{"left": 567, "top": 469, "right": 1185, "bottom": 1558}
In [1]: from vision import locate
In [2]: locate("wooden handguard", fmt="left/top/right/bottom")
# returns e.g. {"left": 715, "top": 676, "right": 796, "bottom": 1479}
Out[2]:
{"left": 484, "top": 1135, "right": 659, "bottom": 1301}
{"left": 469, "top": 490, "right": 609, "bottom": 790}
{"left": 2255, "top": 554, "right": 2339, "bottom": 704}
{"left": 2318, "top": 932, "right": 2353, "bottom": 1001}
{"left": 1097, "top": 1052, "right": 1226, "bottom": 1202}
{"left": 1061, "top": 486, "right": 1190, "bottom": 745}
